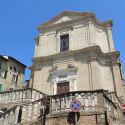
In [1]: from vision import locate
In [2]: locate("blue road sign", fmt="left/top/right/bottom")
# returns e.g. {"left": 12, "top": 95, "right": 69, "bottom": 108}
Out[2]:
{"left": 70, "top": 100, "right": 81, "bottom": 112}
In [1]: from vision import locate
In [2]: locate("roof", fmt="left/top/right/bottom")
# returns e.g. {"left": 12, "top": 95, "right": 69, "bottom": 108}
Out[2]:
{"left": 0, "top": 55, "right": 8, "bottom": 61}
{"left": 37, "top": 11, "right": 112, "bottom": 30}
{"left": 1, "top": 55, "right": 27, "bottom": 67}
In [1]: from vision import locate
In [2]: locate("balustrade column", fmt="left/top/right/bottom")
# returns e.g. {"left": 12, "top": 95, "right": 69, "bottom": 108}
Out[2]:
{"left": 14, "top": 106, "right": 20, "bottom": 124}
{"left": 19, "top": 91, "right": 23, "bottom": 101}
{"left": 40, "top": 94, "right": 43, "bottom": 99}
{"left": 0, "top": 94, "right": 2, "bottom": 102}
{"left": 5, "top": 114, "right": 9, "bottom": 125}
{"left": 51, "top": 98, "right": 56, "bottom": 112}
{"left": 16, "top": 91, "right": 19, "bottom": 102}
{"left": 37, "top": 102, "right": 41, "bottom": 117}
{"left": 22, "top": 91, "right": 26, "bottom": 101}
{"left": 8, "top": 111, "right": 15, "bottom": 125}
{"left": 61, "top": 97, "right": 65, "bottom": 111}
{"left": 9, "top": 93, "right": 13, "bottom": 102}
{"left": 33, "top": 103, "right": 38, "bottom": 119}
{"left": 26, "top": 90, "right": 31, "bottom": 100}
{"left": 21, "top": 106, "right": 27, "bottom": 122}
{"left": 12, "top": 92, "right": 16, "bottom": 102}
{"left": 5, "top": 93, "right": 9, "bottom": 102}
{"left": 2, "top": 93, "right": 5, "bottom": 102}
{"left": 0, "top": 117, "right": 5, "bottom": 125}
{"left": 32, "top": 91, "right": 36, "bottom": 101}
{"left": 27, "top": 104, "right": 32, "bottom": 121}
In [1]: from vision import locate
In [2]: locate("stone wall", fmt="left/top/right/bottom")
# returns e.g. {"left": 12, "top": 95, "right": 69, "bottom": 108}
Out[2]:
{"left": 32, "top": 49, "right": 117, "bottom": 95}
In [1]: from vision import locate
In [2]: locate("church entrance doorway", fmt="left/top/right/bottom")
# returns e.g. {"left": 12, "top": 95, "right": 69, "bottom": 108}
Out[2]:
{"left": 57, "top": 82, "right": 69, "bottom": 94}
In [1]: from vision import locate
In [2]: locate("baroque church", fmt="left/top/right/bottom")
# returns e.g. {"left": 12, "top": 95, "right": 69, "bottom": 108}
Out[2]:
{"left": 0, "top": 11, "right": 125, "bottom": 125}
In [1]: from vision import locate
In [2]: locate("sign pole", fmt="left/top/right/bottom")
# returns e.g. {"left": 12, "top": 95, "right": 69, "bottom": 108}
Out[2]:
{"left": 75, "top": 112, "right": 77, "bottom": 125}
{"left": 70, "top": 100, "right": 81, "bottom": 125}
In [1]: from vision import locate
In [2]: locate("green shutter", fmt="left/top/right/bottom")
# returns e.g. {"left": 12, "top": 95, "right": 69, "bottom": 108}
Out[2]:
{"left": 0, "top": 84, "right": 2, "bottom": 92}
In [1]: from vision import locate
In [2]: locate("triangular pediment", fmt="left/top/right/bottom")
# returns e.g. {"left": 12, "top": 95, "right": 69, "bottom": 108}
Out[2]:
{"left": 38, "top": 11, "right": 94, "bottom": 29}
{"left": 37, "top": 11, "right": 113, "bottom": 31}
{"left": 52, "top": 14, "right": 82, "bottom": 25}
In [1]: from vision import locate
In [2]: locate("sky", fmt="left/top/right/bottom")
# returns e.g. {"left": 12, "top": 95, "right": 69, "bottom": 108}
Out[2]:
{"left": 0, "top": 0, "right": 125, "bottom": 80}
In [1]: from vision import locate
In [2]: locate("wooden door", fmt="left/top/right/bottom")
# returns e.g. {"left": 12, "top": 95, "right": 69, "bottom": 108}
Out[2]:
{"left": 57, "top": 82, "right": 69, "bottom": 94}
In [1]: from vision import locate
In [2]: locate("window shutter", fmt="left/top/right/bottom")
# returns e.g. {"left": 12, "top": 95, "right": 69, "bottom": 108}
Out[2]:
{"left": 16, "top": 75, "right": 18, "bottom": 82}
{"left": 4, "top": 70, "right": 7, "bottom": 79}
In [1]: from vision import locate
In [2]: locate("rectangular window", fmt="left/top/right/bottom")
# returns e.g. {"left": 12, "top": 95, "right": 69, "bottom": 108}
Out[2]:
{"left": 0, "top": 69, "right": 7, "bottom": 79}
{"left": 12, "top": 74, "right": 18, "bottom": 83}
{"left": 60, "top": 34, "right": 69, "bottom": 52}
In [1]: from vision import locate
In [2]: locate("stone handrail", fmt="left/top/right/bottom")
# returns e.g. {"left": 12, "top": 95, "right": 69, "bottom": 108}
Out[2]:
{"left": 0, "top": 88, "right": 46, "bottom": 103}
{"left": 0, "top": 98, "right": 43, "bottom": 124}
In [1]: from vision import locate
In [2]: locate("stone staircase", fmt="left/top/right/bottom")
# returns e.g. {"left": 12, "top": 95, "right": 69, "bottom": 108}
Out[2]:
{"left": 0, "top": 88, "right": 46, "bottom": 125}
{"left": 0, "top": 89, "right": 125, "bottom": 125}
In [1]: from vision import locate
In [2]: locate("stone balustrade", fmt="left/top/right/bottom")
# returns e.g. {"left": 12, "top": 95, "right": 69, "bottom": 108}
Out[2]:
{"left": 0, "top": 89, "right": 124, "bottom": 124}
{"left": 0, "top": 88, "right": 45, "bottom": 103}
{"left": 0, "top": 100, "right": 43, "bottom": 124}
{"left": 0, "top": 105, "right": 19, "bottom": 125}
{"left": 49, "top": 90, "right": 123, "bottom": 118}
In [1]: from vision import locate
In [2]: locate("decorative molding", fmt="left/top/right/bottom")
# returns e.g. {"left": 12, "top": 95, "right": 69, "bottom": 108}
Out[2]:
{"left": 32, "top": 45, "right": 119, "bottom": 62}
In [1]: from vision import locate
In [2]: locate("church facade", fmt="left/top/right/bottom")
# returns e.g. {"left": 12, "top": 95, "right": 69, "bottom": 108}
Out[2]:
{"left": 0, "top": 11, "right": 125, "bottom": 125}
{"left": 31, "top": 11, "right": 125, "bottom": 102}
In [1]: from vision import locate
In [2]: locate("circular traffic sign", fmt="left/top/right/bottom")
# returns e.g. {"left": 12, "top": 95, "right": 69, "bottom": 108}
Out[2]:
{"left": 70, "top": 100, "right": 81, "bottom": 112}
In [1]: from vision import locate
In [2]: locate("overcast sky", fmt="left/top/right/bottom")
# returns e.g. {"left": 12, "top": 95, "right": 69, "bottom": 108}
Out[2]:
{"left": 0, "top": 0, "right": 125, "bottom": 80}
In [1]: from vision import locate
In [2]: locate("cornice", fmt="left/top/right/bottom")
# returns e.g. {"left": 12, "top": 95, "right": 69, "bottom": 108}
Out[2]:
{"left": 32, "top": 46, "right": 119, "bottom": 63}
{"left": 49, "top": 67, "right": 78, "bottom": 75}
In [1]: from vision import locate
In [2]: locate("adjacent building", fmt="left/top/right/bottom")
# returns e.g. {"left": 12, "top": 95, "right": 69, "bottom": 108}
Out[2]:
{"left": 0, "top": 55, "right": 26, "bottom": 91}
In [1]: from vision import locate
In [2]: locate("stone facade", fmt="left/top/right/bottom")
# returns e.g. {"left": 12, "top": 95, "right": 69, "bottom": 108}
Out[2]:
{"left": 0, "top": 55, "right": 26, "bottom": 91}
{"left": 31, "top": 11, "right": 125, "bottom": 103}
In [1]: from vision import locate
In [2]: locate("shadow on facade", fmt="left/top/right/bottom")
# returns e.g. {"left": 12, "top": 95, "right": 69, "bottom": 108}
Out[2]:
{"left": 17, "top": 107, "right": 22, "bottom": 123}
